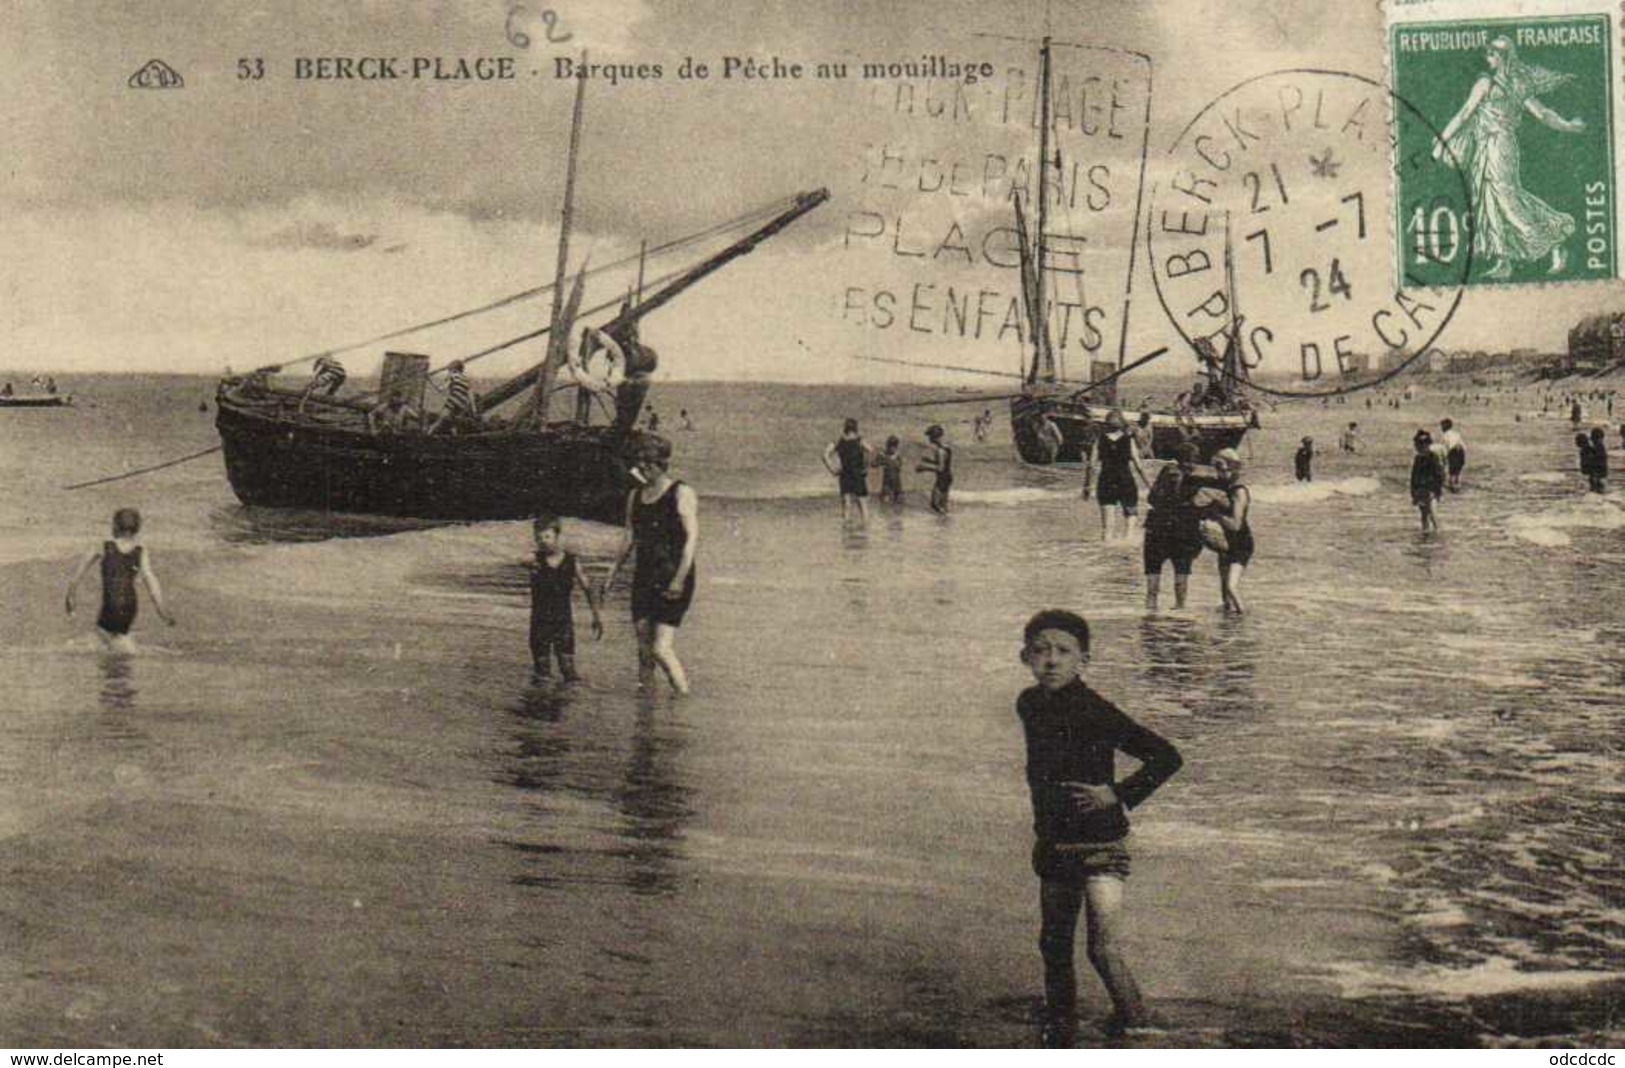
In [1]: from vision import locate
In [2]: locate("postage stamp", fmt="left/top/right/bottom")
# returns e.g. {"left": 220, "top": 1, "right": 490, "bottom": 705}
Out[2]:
{"left": 1388, "top": 0, "right": 1623, "bottom": 286}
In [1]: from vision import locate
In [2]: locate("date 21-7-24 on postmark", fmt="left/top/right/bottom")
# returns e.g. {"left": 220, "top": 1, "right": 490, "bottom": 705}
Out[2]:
{"left": 1389, "top": 0, "right": 1621, "bottom": 287}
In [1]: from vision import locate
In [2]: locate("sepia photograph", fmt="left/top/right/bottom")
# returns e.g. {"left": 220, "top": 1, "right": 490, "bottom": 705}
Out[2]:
{"left": 2, "top": 0, "right": 1623, "bottom": 1050}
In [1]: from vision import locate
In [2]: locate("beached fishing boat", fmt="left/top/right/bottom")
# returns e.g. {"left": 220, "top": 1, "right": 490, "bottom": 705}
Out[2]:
{"left": 1007, "top": 38, "right": 1255, "bottom": 465}
{"left": 213, "top": 74, "right": 827, "bottom": 523}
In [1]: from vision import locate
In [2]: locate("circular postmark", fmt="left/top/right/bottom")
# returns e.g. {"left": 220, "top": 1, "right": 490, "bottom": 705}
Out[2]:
{"left": 1149, "top": 69, "right": 1472, "bottom": 398}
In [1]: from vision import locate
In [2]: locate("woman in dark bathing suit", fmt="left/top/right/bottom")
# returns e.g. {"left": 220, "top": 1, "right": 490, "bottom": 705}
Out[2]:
{"left": 605, "top": 439, "right": 698, "bottom": 694}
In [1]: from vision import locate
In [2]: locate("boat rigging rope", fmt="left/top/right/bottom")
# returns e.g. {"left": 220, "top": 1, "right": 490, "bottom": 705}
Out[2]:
{"left": 263, "top": 195, "right": 800, "bottom": 374}
{"left": 341, "top": 255, "right": 709, "bottom": 408}
{"left": 62, "top": 444, "right": 223, "bottom": 491}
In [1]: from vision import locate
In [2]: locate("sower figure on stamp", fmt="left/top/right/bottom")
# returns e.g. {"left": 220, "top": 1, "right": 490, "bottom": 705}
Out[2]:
{"left": 1432, "top": 36, "right": 1586, "bottom": 280}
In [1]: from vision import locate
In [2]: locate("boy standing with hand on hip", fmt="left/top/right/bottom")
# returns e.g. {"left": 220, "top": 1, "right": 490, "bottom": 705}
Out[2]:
{"left": 1016, "top": 609, "right": 1182, "bottom": 1046}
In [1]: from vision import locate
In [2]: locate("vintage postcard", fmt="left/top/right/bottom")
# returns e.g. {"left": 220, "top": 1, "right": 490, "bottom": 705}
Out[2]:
{"left": 2, "top": 0, "right": 1624, "bottom": 1052}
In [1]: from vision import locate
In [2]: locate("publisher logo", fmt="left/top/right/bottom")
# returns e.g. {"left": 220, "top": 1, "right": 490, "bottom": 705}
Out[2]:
{"left": 128, "top": 59, "right": 184, "bottom": 89}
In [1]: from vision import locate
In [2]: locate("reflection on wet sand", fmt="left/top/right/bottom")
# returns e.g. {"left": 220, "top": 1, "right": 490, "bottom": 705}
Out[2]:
{"left": 498, "top": 683, "right": 693, "bottom": 898}
{"left": 610, "top": 697, "right": 694, "bottom": 897}
{"left": 96, "top": 652, "right": 140, "bottom": 722}
{"left": 1135, "top": 618, "right": 1261, "bottom": 724}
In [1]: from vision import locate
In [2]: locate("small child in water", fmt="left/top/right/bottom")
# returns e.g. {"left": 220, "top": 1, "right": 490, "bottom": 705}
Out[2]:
{"left": 528, "top": 515, "right": 602, "bottom": 683}
{"left": 1016, "top": 609, "right": 1182, "bottom": 1046}
{"left": 1294, "top": 437, "right": 1314, "bottom": 482}
{"left": 65, "top": 508, "right": 176, "bottom": 651}
{"left": 872, "top": 434, "right": 905, "bottom": 504}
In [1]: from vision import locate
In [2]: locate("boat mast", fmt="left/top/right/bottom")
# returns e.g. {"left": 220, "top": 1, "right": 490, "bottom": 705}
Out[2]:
{"left": 530, "top": 59, "right": 588, "bottom": 423}
{"left": 1221, "top": 210, "right": 1242, "bottom": 393}
{"left": 477, "top": 189, "right": 830, "bottom": 413}
{"left": 1033, "top": 36, "right": 1056, "bottom": 384}
{"left": 1015, "top": 192, "right": 1043, "bottom": 386}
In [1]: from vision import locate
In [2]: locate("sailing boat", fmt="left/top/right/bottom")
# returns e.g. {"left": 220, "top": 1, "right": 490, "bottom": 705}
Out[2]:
{"left": 1007, "top": 38, "right": 1255, "bottom": 465}
{"left": 213, "top": 72, "right": 828, "bottom": 523}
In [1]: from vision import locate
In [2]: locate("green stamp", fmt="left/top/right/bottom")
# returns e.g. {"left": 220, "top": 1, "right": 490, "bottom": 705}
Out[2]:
{"left": 1390, "top": 13, "right": 1617, "bottom": 286}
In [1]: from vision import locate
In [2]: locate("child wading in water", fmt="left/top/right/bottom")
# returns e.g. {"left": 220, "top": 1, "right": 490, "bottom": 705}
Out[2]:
{"left": 1410, "top": 430, "right": 1444, "bottom": 532}
{"left": 872, "top": 435, "right": 905, "bottom": 505}
{"left": 65, "top": 508, "right": 176, "bottom": 651}
{"left": 528, "top": 515, "right": 603, "bottom": 683}
{"left": 1294, "top": 436, "right": 1314, "bottom": 482}
{"left": 1016, "top": 610, "right": 1182, "bottom": 1046}
{"left": 1578, "top": 430, "right": 1608, "bottom": 493}
{"left": 917, "top": 424, "right": 954, "bottom": 514}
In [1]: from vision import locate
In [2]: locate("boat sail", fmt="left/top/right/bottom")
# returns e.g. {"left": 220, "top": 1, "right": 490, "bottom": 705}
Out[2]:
{"left": 1007, "top": 37, "right": 1255, "bottom": 465}
{"left": 213, "top": 72, "right": 828, "bottom": 523}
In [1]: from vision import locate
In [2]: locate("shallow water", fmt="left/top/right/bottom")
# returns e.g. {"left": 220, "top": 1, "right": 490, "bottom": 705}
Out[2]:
{"left": 1, "top": 376, "right": 1622, "bottom": 1046}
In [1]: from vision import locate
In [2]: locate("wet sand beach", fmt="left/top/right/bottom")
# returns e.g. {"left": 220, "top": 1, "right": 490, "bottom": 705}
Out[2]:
{"left": 1, "top": 376, "right": 1623, "bottom": 1047}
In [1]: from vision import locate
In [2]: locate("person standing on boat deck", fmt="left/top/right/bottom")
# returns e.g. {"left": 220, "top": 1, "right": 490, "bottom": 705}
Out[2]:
{"left": 917, "top": 424, "right": 954, "bottom": 514}
{"left": 429, "top": 360, "right": 479, "bottom": 434}
{"left": 65, "top": 508, "right": 176, "bottom": 652}
{"left": 1037, "top": 413, "right": 1064, "bottom": 463}
{"left": 298, "top": 355, "right": 347, "bottom": 413}
{"left": 1016, "top": 609, "right": 1182, "bottom": 1046}
{"left": 1132, "top": 410, "right": 1154, "bottom": 458}
{"left": 366, "top": 393, "right": 421, "bottom": 434}
{"left": 822, "top": 418, "right": 873, "bottom": 522}
{"left": 1143, "top": 442, "right": 1205, "bottom": 612}
{"left": 604, "top": 438, "right": 697, "bottom": 695}
{"left": 1083, "top": 410, "right": 1149, "bottom": 542}
{"left": 1209, "top": 448, "right": 1254, "bottom": 613}
{"left": 1439, "top": 418, "right": 1467, "bottom": 492}
{"left": 608, "top": 310, "right": 659, "bottom": 435}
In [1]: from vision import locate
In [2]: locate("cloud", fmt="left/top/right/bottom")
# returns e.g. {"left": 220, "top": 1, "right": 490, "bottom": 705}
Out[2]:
{"left": 249, "top": 221, "right": 380, "bottom": 252}
{"left": 3, "top": 0, "right": 1619, "bottom": 384}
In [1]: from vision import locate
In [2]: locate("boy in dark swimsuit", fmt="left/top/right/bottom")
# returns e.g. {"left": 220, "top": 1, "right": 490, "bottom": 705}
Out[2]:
{"left": 917, "top": 424, "right": 954, "bottom": 514}
{"left": 65, "top": 508, "right": 176, "bottom": 651}
{"left": 872, "top": 435, "right": 905, "bottom": 505}
{"left": 1016, "top": 609, "right": 1182, "bottom": 1046}
{"left": 1294, "top": 437, "right": 1314, "bottom": 482}
{"left": 528, "top": 515, "right": 602, "bottom": 683}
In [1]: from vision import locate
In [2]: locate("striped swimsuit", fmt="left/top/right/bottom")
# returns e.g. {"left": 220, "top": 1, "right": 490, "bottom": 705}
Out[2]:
{"left": 311, "top": 357, "right": 347, "bottom": 394}
{"left": 445, "top": 371, "right": 476, "bottom": 417}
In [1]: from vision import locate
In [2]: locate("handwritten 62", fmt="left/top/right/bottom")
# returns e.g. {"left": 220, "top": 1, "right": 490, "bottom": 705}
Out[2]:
{"left": 506, "top": 3, "right": 572, "bottom": 48}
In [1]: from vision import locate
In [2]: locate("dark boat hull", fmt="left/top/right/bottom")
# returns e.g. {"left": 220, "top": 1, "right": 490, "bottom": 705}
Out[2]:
{"left": 0, "top": 394, "right": 71, "bottom": 408}
{"left": 1010, "top": 391, "right": 1254, "bottom": 464}
{"left": 215, "top": 394, "right": 648, "bottom": 524}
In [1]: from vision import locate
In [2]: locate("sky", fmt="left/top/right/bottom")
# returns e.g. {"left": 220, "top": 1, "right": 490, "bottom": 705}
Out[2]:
{"left": 3, "top": 0, "right": 1622, "bottom": 389}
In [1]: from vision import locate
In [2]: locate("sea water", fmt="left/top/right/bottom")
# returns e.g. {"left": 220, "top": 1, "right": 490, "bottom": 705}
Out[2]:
{"left": 0, "top": 375, "right": 1621, "bottom": 1047}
